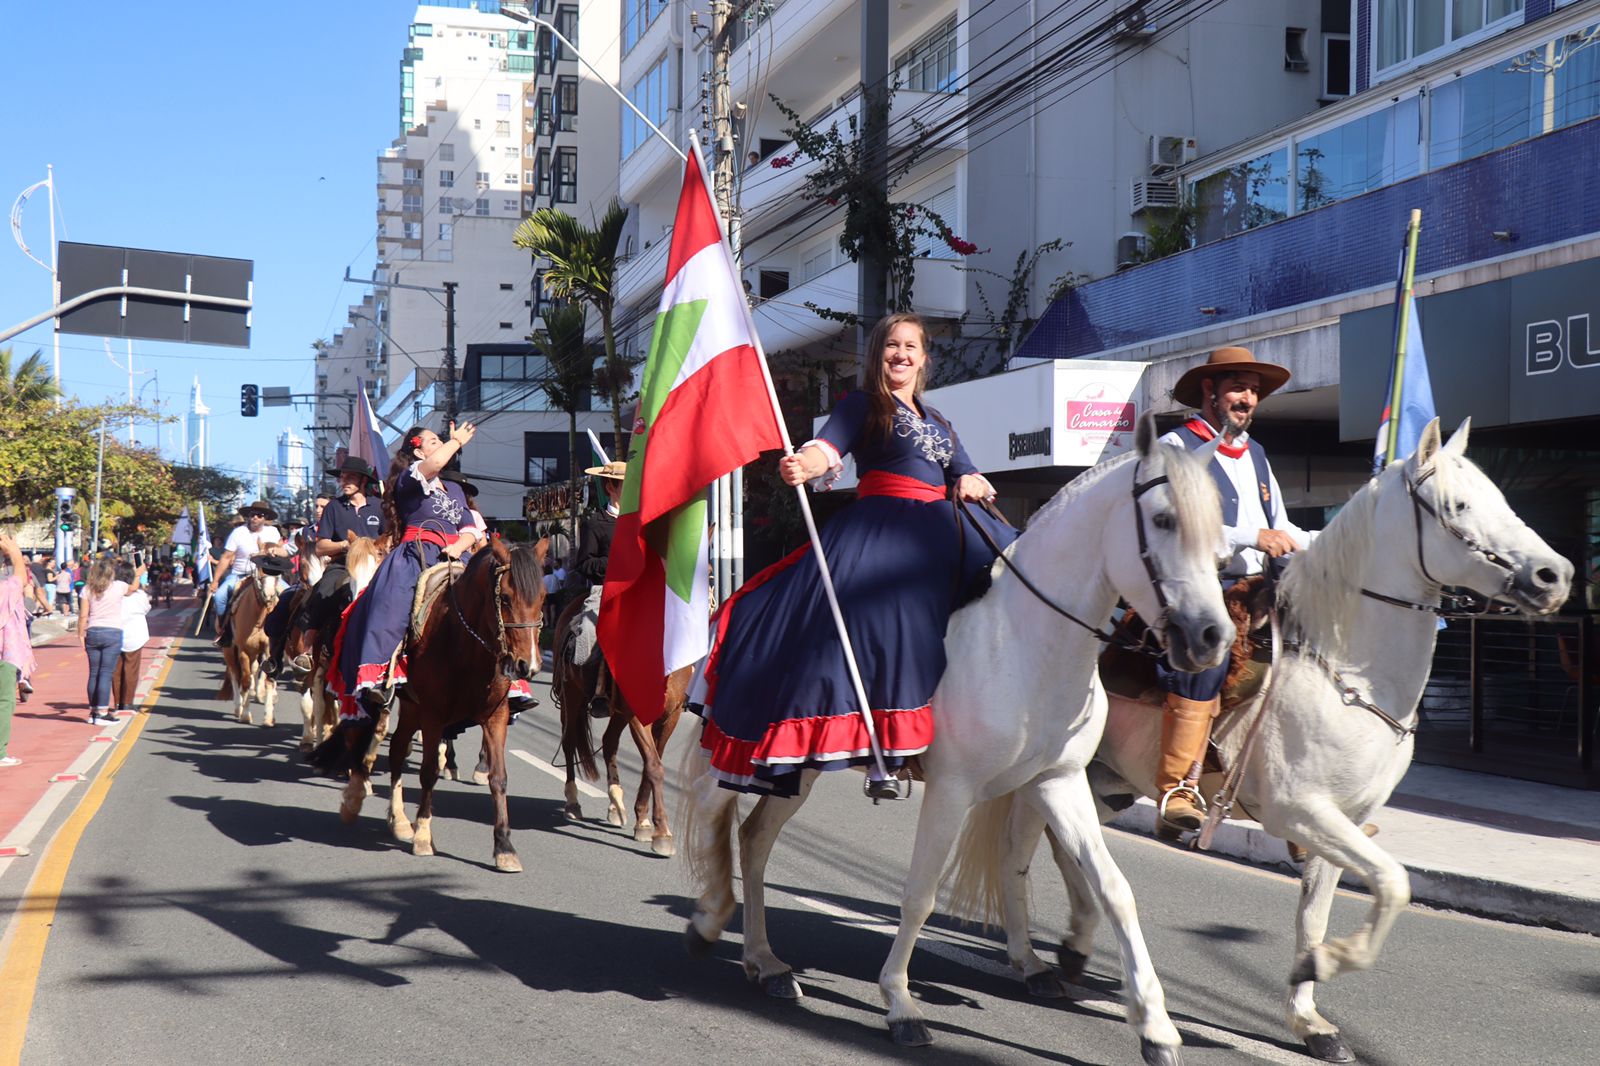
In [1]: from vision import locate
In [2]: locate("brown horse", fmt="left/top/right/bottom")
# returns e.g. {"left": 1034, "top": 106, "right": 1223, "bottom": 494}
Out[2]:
{"left": 295, "top": 537, "right": 384, "bottom": 753}
{"left": 552, "top": 594, "right": 689, "bottom": 857}
{"left": 219, "top": 571, "right": 284, "bottom": 726}
{"left": 331, "top": 536, "right": 548, "bottom": 871}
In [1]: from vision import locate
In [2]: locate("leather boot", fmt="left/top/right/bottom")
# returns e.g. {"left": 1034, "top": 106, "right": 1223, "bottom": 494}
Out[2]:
{"left": 1156, "top": 693, "right": 1218, "bottom": 832}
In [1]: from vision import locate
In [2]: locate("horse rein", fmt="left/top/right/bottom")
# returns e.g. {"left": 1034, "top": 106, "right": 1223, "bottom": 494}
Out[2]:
{"left": 448, "top": 558, "right": 542, "bottom": 668}
{"left": 1359, "top": 466, "right": 1519, "bottom": 619}
{"left": 956, "top": 460, "right": 1172, "bottom": 657}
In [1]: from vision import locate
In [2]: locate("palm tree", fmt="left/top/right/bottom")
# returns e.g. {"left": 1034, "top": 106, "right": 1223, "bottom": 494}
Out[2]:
{"left": 0, "top": 347, "right": 59, "bottom": 407}
{"left": 513, "top": 200, "right": 631, "bottom": 457}
{"left": 532, "top": 301, "right": 596, "bottom": 557}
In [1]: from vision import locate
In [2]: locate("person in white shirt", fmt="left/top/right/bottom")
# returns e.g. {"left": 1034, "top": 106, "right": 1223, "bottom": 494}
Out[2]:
{"left": 1153, "top": 347, "right": 1317, "bottom": 834}
{"left": 210, "top": 500, "right": 286, "bottom": 642}
{"left": 114, "top": 561, "right": 151, "bottom": 711}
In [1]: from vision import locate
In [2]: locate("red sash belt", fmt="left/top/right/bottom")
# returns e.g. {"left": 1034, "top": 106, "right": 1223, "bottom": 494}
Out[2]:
{"left": 400, "top": 527, "right": 451, "bottom": 547}
{"left": 857, "top": 470, "right": 947, "bottom": 502}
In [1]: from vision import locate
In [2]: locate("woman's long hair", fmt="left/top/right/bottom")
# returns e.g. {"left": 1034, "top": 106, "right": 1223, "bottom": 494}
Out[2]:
{"left": 861, "top": 312, "right": 929, "bottom": 447}
{"left": 381, "top": 425, "right": 430, "bottom": 549}
{"left": 86, "top": 557, "right": 116, "bottom": 597}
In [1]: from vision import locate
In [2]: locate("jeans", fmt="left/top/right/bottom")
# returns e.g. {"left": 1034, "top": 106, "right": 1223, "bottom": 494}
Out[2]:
{"left": 85, "top": 627, "right": 122, "bottom": 710}
{"left": 213, "top": 571, "right": 242, "bottom": 623}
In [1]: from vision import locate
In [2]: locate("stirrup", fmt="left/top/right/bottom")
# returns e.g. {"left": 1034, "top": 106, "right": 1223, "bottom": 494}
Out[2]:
{"left": 1156, "top": 783, "right": 1206, "bottom": 826}
{"left": 864, "top": 774, "right": 911, "bottom": 804}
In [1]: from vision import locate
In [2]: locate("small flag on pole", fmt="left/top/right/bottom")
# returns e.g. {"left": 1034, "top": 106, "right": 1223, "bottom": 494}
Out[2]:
{"left": 349, "top": 378, "right": 390, "bottom": 489}
{"left": 195, "top": 503, "right": 214, "bottom": 586}
{"left": 1375, "top": 210, "right": 1437, "bottom": 473}
{"left": 596, "top": 134, "right": 786, "bottom": 723}
{"left": 586, "top": 427, "right": 611, "bottom": 467}
{"left": 170, "top": 506, "right": 194, "bottom": 547}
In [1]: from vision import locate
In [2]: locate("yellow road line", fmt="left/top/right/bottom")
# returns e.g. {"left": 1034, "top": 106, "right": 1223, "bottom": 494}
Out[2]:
{"left": 0, "top": 638, "right": 181, "bottom": 1066}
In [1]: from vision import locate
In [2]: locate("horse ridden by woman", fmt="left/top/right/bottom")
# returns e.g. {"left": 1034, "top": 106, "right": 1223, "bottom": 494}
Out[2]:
{"left": 949, "top": 418, "right": 1572, "bottom": 1063}
{"left": 680, "top": 313, "right": 1235, "bottom": 1065}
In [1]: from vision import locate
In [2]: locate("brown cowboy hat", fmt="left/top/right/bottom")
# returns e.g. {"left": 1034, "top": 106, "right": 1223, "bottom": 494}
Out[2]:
{"left": 238, "top": 500, "right": 278, "bottom": 520}
{"left": 1171, "top": 346, "right": 1291, "bottom": 410}
{"left": 583, "top": 460, "right": 628, "bottom": 481}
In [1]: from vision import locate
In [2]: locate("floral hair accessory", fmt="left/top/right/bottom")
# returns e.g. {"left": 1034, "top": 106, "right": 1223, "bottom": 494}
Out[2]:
{"left": 409, "top": 435, "right": 423, "bottom": 448}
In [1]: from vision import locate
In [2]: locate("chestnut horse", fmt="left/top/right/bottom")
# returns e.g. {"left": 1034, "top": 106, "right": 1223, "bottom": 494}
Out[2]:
{"left": 295, "top": 537, "right": 384, "bottom": 752}
{"left": 551, "top": 590, "right": 688, "bottom": 856}
{"left": 330, "top": 537, "right": 548, "bottom": 871}
{"left": 219, "top": 571, "right": 284, "bottom": 726}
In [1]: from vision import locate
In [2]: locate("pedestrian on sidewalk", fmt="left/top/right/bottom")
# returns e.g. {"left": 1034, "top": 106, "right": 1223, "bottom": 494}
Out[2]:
{"left": 77, "top": 557, "right": 128, "bottom": 725}
{"left": 0, "top": 534, "right": 38, "bottom": 767}
{"left": 27, "top": 554, "right": 52, "bottom": 616}
{"left": 115, "top": 560, "right": 151, "bottom": 712}
{"left": 54, "top": 561, "right": 74, "bottom": 615}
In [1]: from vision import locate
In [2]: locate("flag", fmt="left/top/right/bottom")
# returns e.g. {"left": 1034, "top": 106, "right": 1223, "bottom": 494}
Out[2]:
{"left": 195, "top": 503, "right": 213, "bottom": 586}
{"left": 586, "top": 427, "right": 611, "bottom": 466}
{"left": 170, "top": 506, "right": 194, "bottom": 547}
{"left": 596, "top": 135, "right": 786, "bottom": 722}
{"left": 350, "top": 378, "right": 390, "bottom": 489}
{"left": 1374, "top": 230, "right": 1437, "bottom": 473}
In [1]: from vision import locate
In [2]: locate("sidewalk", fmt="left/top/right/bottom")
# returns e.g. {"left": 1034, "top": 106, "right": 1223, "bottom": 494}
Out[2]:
{"left": 1113, "top": 760, "right": 1600, "bottom": 935}
{"left": 0, "top": 595, "right": 194, "bottom": 857}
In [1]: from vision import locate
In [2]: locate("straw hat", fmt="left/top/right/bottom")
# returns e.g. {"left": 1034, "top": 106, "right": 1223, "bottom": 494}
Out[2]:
{"left": 1171, "top": 347, "right": 1291, "bottom": 410}
{"left": 583, "top": 461, "right": 628, "bottom": 481}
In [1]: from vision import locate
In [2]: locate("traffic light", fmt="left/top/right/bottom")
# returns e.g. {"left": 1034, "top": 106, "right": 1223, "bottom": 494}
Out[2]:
{"left": 241, "top": 383, "right": 259, "bottom": 417}
{"left": 57, "top": 497, "right": 75, "bottom": 532}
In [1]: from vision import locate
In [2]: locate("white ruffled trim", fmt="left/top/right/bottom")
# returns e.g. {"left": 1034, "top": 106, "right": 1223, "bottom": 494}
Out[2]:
{"left": 801, "top": 439, "right": 843, "bottom": 491}
{"left": 407, "top": 460, "right": 443, "bottom": 495}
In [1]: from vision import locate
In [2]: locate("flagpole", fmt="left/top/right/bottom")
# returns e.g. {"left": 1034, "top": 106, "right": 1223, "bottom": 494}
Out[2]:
{"left": 1385, "top": 209, "right": 1423, "bottom": 466}
{"left": 689, "top": 134, "right": 896, "bottom": 784}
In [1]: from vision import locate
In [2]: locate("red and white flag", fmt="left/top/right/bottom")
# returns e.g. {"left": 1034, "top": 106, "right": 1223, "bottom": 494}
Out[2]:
{"left": 596, "top": 136, "right": 785, "bottom": 722}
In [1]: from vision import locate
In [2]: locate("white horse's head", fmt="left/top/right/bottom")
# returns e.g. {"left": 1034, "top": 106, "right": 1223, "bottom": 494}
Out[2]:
{"left": 1103, "top": 415, "right": 1234, "bottom": 672}
{"left": 1394, "top": 418, "right": 1572, "bottom": 615}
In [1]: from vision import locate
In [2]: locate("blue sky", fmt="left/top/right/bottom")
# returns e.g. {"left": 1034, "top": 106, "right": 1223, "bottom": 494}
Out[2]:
{"left": 0, "top": 1, "right": 422, "bottom": 487}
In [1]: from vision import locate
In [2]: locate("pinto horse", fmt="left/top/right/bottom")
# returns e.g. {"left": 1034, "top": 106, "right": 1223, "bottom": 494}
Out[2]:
{"left": 336, "top": 536, "right": 548, "bottom": 871}
{"left": 552, "top": 590, "right": 689, "bottom": 856}
{"left": 219, "top": 570, "right": 284, "bottom": 726}
{"left": 295, "top": 537, "right": 384, "bottom": 753}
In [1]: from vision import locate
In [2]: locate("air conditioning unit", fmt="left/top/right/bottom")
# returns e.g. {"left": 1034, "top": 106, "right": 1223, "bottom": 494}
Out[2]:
{"left": 1116, "top": 232, "right": 1150, "bottom": 269}
{"left": 1131, "top": 180, "right": 1180, "bottom": 214}
{"left": 1150, "top": 134, "right": 1198, "bottom": 173}
{"left": 1113, "top": 1, "right": 1156, "bottom": 40}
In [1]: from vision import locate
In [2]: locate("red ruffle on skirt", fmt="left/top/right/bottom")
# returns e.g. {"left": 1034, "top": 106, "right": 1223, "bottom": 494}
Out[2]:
{"left": 699, "top": 704, "right": 934, "bottom": 787}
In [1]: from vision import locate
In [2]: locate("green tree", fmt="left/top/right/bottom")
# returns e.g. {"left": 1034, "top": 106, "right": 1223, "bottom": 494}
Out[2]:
{"left": 531, "top": 301, "right": 597, "bottom": 556}
{"left": 512, "top": 200, "right": 632, "bottom": 457}
{"left": 0, "top": 347, "right": 60, "bottom": 407}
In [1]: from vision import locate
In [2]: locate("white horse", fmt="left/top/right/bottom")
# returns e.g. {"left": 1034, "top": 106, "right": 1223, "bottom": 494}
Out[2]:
{"left": 682, "top": 416, "right": 1236, "bottom": 1066}
{"left": 950, "top": 418, "right": 1573, "bottom": 1063}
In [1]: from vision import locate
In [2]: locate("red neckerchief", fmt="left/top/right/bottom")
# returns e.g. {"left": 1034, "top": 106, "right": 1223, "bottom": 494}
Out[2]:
{"left": 1184, "top": 418, "right": 1249, "bottom": 459}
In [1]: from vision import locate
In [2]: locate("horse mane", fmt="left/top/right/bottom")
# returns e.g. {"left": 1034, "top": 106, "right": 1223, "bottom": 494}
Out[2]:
{"left": 506, "top": 541, "right": 545, "bottom": 604}
{"left": 1277, "top": 470, "right": 1382, "bottom": 650}
{"left": 1023, "top": 442, "right": 1221, "bottom": 560}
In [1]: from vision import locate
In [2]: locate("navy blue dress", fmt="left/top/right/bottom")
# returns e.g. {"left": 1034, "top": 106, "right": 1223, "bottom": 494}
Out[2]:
{"left": 697, "top": 391, "right": 1017, "bottom": 795}
{"left": 333, "top": 462, "right": 474, "bottom": 717}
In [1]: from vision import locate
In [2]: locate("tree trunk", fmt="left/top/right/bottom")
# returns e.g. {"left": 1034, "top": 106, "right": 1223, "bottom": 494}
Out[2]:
{"left": 600, "top": 300, "right": 624, "bottom": 460}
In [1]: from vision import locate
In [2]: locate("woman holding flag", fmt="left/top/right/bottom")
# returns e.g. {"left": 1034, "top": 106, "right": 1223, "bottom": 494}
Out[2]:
{"left": 694, "top": 312, "right": 1016, "bottom": 798}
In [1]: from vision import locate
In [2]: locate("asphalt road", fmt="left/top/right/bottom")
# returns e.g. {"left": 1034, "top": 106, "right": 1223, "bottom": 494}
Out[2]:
{"left": 7, "top": 638, "right": 1597, "bottom": 1066}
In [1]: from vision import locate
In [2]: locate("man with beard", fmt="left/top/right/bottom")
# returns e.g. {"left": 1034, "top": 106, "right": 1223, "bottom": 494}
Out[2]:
{"left": 1154, "top": 346, "right": 1316, "bottom": 835}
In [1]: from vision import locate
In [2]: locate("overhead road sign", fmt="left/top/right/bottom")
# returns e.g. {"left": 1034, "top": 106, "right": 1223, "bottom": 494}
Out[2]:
{"left": 53, "top": 241, "right": 252, "bottom": 347}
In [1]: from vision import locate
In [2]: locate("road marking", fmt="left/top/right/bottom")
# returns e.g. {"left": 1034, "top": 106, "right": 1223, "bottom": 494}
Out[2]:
{"left": 0, "top": 641, "right": 177, "bottom": 1065}
{"left": 509, "top": 748, "right": 606, "bottom": 799}
{"left": 785, "top": 891, "right": 1309, "bottom": 1065}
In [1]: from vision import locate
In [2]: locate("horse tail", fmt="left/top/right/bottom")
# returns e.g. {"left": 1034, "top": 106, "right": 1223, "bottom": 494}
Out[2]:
{"left": 559, "top": 669, "right": 598, "bottom": 782}
{"left": 307, "top": 716, "right": 378, "bottom": 777}
{"left": 677, "top": 742, "right": 732, "bottom": 891}
{"left": 944, "top": 792, "right": 1017, "bottom": 929}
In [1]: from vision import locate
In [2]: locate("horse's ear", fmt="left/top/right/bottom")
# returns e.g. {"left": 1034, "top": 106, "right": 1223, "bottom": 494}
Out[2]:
{"left": 1135, "top": 411, "right": 1157, "bottom": 458}
{"left": 491, "top": 536, "right": 512, "bottom": 563}
{"left": 1410, "top": 417, "right": 1443, "bottom": 469}
{"left": 534, "top": 537, "right": 550, "bottom": 564}
{"left": 1443, "top": 416, "right": 1471, "bottom": 457}
{"left": 1193, "top": 433, "right": 1224, "bottom": 463}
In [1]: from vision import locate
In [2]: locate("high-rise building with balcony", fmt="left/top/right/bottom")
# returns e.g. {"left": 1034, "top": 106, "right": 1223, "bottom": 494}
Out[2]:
{"left": 183, "top": 376, "right": 210, "bottom": 470}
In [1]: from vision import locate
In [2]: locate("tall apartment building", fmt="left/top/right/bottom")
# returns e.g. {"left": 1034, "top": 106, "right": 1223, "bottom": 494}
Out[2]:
{"left": 274, "top": 429, "right": 309, "bottom": 494}
{"left": 183, "top": 376, "right": 210, "bottom": 470}
{"left": 312, "top": 295, "right": 385, "bottom": 486}
{"left": 371, "top": 0, "right": 620, "bottom": 523}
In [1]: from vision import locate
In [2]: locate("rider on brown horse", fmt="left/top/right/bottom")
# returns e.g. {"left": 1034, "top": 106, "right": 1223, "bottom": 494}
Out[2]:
{"left": 569, "top": 460, "right": 625, "bottom": 719}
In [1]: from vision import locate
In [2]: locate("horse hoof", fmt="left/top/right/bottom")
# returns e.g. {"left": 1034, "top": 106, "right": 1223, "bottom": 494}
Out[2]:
{"left": 472, "top": 770, "right": 489, "bottom": 786}
{"left": 633, "top": 823, "right": 654, "bottom": 843}
{"left": 1024, "top": 969, "right": 1068, "bottom": 999}
{"left": 1139, "top": 1039, "right": 1183, "bottom": 1066}
{"left": 388, "top": 819, "right": 414, "bottom": 843}
{"left": 759, "top": 971, "right": 802, "bottom": 1000}
{"left": 1058, "top": 947, "right": 1090, "bottom": 986}
{"left": 563, "top": 803, "right": 583, "bottom": 821}
{"left": 684, "top": 923, "right": 717, "bottom": 959}
{"left": 651, "top": 836, "right": 676, "bottom": 858}
{"left": 494, "top": 853, "right": 523, "bottom": 873}
{"left": 441, "top": 767, "right": 457, "bottom": 782}
{"left": 412, "top": 840, "right": 434, "bottom": 857}
{"left": 1302, "top": 1033, "right": 1356, "bottom": 1063}
{"left": 606, "top": 808, "right": 625, "bottom": 828}
{"left": 1289, "top": 951, "right": 1319, "bottom": 985}
{"left": 888, "top": 1020, "right": 934, "bottom": 1047}
{"left": 338, "top": 806, "right": 359, "bottom": 826}
{"left": 364, "top": 780, "right": 373, "bottom": 796}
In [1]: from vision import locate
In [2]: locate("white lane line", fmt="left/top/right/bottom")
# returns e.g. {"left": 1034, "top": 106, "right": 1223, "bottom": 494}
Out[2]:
{"left": 509, "top": 748, "right": 606, "bottom": 799}
{"left": 786, "top": 892, "right": 1308, "bottom": 1066}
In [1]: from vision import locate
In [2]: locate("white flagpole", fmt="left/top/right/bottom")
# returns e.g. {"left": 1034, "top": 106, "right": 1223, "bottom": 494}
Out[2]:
{"left": 687, "top": 133, "right": 894, "bottom": 783}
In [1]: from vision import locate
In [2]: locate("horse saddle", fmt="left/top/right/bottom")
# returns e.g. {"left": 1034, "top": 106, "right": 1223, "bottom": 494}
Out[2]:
{"left": 1097, "top": 577, "right": 1274, "bottom": 712}
{"left": 411, "top": 561, "right": 466, "bottom": 636}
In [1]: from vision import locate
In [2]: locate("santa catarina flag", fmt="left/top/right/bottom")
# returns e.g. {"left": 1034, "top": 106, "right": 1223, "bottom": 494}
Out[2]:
{"left": 597, "top": 137, "right": 785, "bottom": 723}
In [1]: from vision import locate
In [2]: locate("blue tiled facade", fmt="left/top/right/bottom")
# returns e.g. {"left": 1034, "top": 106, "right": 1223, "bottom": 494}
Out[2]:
{"left": 1013, "top": 117, "right": 1600, "bottom": 361}
{"left": 1526, "top": 0, "right": 1558, "bottom": 23}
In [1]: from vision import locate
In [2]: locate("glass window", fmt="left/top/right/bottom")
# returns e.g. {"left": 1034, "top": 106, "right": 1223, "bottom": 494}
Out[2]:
{"left": 439, "top": 169, "right": 454, "bottom": 187}
{"left": 909, "top": 184, "right": 959, "bottom": 259}
{"left": 497, "top": 93, "right": 512, "bottom": 111}
{"left": 555, "top": 5, "right": 579, "bottom": 56}
{"left": 623, "top": 0, "right": 668, "bottom": 54}
{"left": 555, "top": 148, "right": 578, "bottom": 203}
{"left": 539, "top": 88, "right": 555, "bottom": 136}
{"left": 1429, "top": 53, "right": 1538, "bottom": 165}
{"left": 1193, "top": 147, "right": 1289, "bottom": 245}
{"left": 402, "top": 193, "right": 422, "bottom": 212}
{"left": 439, "top": 142, "right": 455, "bottom": 162}
{"left": 476, "top": 170, "right": 490, "bottom": 186}
{"left": 537, "top": 148, "right": 552, "bottom": 196}
{"left": 476, "top": 197, "right": 490, "bottom": 216}
{"left": 404, "top": 221, "right": 421, "bottom": 240}
{"left": 438, "top": 222, "right": 453, "bottom": 242}
{"left": 1295, "top": 96, "right": 1420, "bottom": 211}
{"left": 1375, "top": 0, "right": 1525, "bottom": 73}
{"left": 496, "top": 119, "right": 511, "bottom": 136}
{"left": 557, "top": 76, "right": 579, "bottom": 132}
{"left": 623, "top": 54, "right": 670, "bottom": 158}
{"left": 893, "top": 15, "right": 960, "bottom": 93}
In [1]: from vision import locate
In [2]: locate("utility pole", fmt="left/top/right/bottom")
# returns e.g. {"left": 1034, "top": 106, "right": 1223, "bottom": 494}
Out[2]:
{"left": 443, "top": 280, "right": 459, "bottom": 424}
{"left": 92, "top": 419, "right": 106, "bottom": 553}
{"left": 859, "top": 0, "right": 889, "bottom": 335}
{"left": 709, "top": 0, "right": 742, "bottom": 592}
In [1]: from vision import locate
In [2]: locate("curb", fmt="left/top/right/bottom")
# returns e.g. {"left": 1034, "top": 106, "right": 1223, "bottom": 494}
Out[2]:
{"left": 1110, "top": 798, "right": 1600, "bottom": 937}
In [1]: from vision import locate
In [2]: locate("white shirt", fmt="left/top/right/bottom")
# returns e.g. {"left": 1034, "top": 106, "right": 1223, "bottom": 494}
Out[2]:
{"left": 225, "top": 524, "right": 283, "bottom": 577}
{"left": 120, "top": 588, "right": 151, "bottom": 652}
{"left": 1161, "top": 429, "right": 1314, "bottom": 578}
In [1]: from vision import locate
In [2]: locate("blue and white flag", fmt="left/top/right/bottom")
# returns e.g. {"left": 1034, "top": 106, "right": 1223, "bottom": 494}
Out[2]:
{"left": 1374, "top": 260, "right": 1437, "bottom": 472}
{"left": 195, "top": 503, "right": 213, "bottom": 586}
{"left": 170, "top": 506, "right": 194, "bottom": 547}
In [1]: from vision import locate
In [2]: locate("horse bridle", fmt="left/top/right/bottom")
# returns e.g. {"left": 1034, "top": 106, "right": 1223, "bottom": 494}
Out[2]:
{"left": 958, "top": 458, "right": 1174, "bottom": 657}
{"left": 449, "top": 558, "right": 542, "bottom": 668}
{"left": 1359, "top": 466, "right": 1519, "bottom": 619}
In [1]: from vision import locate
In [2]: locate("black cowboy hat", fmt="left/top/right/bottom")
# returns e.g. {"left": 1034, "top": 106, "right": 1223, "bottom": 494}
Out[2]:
{"left": 238, "top": 500, "right": 278, "bottom": 520}
{"left": 440, "top": 469, "right": 480, "bottom": 497}
{"left": 1171, "top": 346, "right": 1291, "bottom": 410}
{"left": 325, "top": 456, "right": 380, "bottom": 484}
{"left": 250, "top": 553, "right": 296, "bottom": 576}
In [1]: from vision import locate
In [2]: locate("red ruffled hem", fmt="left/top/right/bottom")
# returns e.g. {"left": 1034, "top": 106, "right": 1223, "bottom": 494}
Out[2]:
{"left": 699, "top": 705, "right": 934, "bottom": 782}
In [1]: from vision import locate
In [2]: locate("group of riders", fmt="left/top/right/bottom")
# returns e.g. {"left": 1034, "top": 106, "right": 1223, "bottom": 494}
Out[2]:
{"left": 204, "top": 311, "right": 1310, "bottom": 837}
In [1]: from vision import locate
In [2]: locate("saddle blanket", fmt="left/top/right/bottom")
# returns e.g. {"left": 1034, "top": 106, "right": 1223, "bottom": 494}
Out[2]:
{"left": 570, "top": 585, "right": 602, "bottom": 666}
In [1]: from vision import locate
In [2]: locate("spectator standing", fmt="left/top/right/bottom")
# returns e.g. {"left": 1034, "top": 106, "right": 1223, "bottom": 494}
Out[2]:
{"left": 115, "top": 561, "right": 151, "bottom": 712}
{"left": 27, "top": 554, "right": 52, "bottom": 616}
{"left": 0, "top": 534, "right": 38, "bottom": 767}
{"left": 77, "top": 558, "right": 128, "bottom": 725}
{"left": 54, "top": 561, "right": 74, "bottom": 615}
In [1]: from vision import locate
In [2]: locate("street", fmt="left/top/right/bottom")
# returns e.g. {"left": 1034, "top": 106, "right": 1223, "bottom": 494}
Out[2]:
{"left": 2, "top": 636, "right": 1594, "bottom": 1066}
